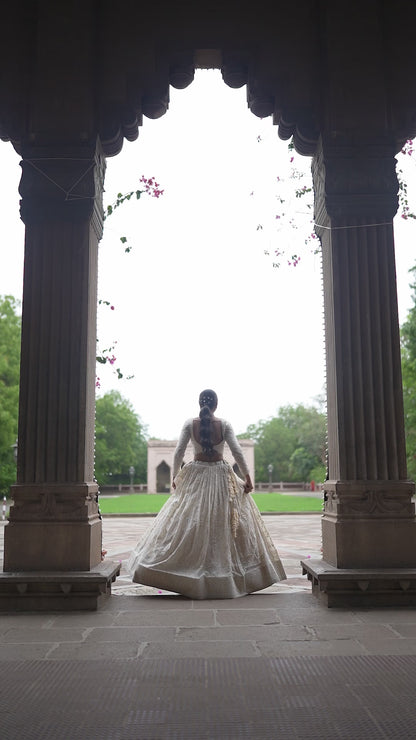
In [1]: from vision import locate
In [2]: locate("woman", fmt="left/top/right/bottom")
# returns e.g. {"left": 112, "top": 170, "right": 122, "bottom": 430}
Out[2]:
{"left": 127, "top": 389, "right": 286, "bottom": 599}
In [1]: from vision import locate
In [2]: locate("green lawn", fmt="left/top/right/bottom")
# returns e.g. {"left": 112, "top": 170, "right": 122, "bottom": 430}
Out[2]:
{"left": 98, "top": 492, "right": 323, "bottom": 515}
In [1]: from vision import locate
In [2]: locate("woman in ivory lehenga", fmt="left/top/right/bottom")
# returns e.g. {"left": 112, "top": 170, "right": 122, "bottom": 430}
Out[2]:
{"left": 127, "top": 389, "right": 286, "bottom": 599}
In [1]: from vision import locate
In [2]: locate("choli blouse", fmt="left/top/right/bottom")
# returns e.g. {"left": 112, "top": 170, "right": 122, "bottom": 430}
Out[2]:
{"left": 172, "top": 417, "right": 250, "bottom": 479}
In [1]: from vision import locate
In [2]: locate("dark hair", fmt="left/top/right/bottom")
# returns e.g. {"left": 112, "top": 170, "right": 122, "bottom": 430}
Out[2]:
{"left": 198, "top": 389, "right": 218, "bottom": 455}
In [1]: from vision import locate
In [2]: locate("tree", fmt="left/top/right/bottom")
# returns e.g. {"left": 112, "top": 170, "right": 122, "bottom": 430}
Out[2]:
{"left": 244, "top": 416, "right": 297, "bottom": 481}
{"left": 289, "top": 447, "right": 318, "bottom": 481}
{"left": 94, "top": 391, "right": 148, "bottom": 485}
{"left": 278, "top": 404, "right": 327, "bottom": 464}
{"left": 401, "top": 266, "right": 416, "bottom": 479}
{"left": 0, "top": 295, "right": 21, "bottom": 495}
{"left": 243, "top": 403, "right": 326, "bottom": 482}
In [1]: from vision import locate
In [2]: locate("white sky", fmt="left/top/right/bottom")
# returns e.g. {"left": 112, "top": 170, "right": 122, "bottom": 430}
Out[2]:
{"left": 1, "top": 70, "right": 416, "bottom": 439}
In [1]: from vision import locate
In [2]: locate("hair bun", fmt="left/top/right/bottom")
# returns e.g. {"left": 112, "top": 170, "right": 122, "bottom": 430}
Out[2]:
{"left": 198, "top": 389, "right": 218, "bottom": 410}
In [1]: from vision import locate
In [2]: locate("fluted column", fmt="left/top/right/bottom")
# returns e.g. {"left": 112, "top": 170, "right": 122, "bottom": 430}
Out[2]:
{"left": 313, "top": 136, "right": 416, "bottom": 569}
{"left": 4, "top": 141, "right": 105, "bottom": 571}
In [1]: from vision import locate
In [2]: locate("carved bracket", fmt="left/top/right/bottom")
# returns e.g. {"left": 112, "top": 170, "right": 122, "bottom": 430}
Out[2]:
{"left": 18, "top": 141, "right": 106, "bottom": 233}
{"left": 312, "top": 136, "right": 399, "bottom": 225}
{"left": 8, "top": 483, "right": 100, "bottom": 523}
{"left": 323, "top": 480, "right": 415, "bottom": 520}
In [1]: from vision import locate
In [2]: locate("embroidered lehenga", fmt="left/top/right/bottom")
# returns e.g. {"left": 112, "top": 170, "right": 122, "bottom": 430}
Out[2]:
{"left": 127, "top": 418, "right": 286, "bottom": 599}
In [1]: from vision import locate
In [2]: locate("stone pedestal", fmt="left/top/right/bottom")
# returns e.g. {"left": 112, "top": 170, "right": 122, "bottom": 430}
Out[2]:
{"left": 4, "top": 484, "right": 102, "bottom": 571}
{"left": 0, "top": 561, "right": 121, "bottom": 611}
{"left": 301, "top": 559, "right": 416, "bottom": 608}
{"left": 322, "top": 480, "right": 416, "bottom": 569}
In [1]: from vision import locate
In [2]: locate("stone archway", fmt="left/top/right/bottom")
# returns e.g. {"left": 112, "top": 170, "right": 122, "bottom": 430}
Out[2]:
{"left": 156, "top": 461, "right": 171, "bottom": 493}
{"left": 1, "top": 1, "right": 416, "bottom": 609}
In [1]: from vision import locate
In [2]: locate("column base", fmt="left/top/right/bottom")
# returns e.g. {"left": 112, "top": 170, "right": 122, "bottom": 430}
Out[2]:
{"left": 302, "top": 558, "right": 416, "bottom": 607}
{"left": 322, "top": 480, "right": 416, "bottom": 568}
{"left": 4, "top": 518, "right": 103, "bottom": 571}
{"left": 0, "top": 560, "right": 121, "bottom": 611}
{"left": 6, "top": 482, "right": 103, "bottom": 570}
{"left": 322, "top": 517, "right": 416, "bottom": 568}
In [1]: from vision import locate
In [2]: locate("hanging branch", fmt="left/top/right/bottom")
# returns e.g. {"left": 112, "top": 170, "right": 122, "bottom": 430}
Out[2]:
{"left": 96, "top": 176, "right": 164, "bottom": 382}
{"left": 254, "top": 138, "right": 416, "bottom": 269}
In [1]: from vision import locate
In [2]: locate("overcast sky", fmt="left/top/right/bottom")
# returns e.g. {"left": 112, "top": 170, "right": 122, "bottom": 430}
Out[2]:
{"left": 1, "top": 71, "right": 416, "bottom": 439}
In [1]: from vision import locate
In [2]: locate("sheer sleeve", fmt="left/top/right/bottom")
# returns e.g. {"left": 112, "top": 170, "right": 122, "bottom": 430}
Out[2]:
{"left": 224, "top": 421, "right": 250, "bottom": 477}
{"left": 172, "top": 419, "right": 192, "bottom": 478}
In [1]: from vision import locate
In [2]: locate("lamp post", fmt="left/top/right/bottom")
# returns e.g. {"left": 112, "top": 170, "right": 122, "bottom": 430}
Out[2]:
{"left": 267, "top": 464, "right": 273, "bottom": 492}
{"left": 129, "top": 465, "right": 135, "bottom": 492}
{"left": 4, "top": 439, "right": 18, "bottom": 521}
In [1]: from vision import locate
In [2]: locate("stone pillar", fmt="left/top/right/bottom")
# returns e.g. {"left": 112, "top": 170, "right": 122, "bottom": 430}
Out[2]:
{"left": 316, "top": 137, "right": 416, "bottom": 567}
{"left": 4, "top": 142, "right": 105, "bottom": 573}
{"left": 302, "top": 137, "right": 416, "bottom": 606}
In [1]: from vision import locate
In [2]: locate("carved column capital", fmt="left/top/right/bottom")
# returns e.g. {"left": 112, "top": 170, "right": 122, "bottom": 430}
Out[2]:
{"left": 19, "top": 141, "right": 106, "bottom": 237}
{"left": 312, "top": 136, "right": 399, "bottom": 228}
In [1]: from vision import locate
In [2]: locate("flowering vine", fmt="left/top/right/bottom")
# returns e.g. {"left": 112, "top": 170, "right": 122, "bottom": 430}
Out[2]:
{"left": 253, "top": 140, "right": 317, "bottom": 268}
{"left": 96, "top": 176, "right": 164, "bottom": 381}
{"left": 398, "top": 140, "right": 416, "bottom": 221}
{"left": 103, "top": 176, "right": 165, "bottom": 254}
{"left": 255, "top": 138, "right": 416, "bottom": 268}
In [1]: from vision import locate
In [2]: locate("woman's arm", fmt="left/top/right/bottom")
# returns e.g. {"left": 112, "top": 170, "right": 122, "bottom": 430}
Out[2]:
{"left": 172, "top": 419, "right": 192, "bottom": 484}
{"left": 224, "top": 421, "right": 252, "bottom": 492}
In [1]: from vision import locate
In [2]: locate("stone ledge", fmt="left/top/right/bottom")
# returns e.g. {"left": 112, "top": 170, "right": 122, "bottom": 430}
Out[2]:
{"left": 301, "top": 558, "right": 416, "bottom": 608}
{"left": 0, "top": 560, "right": 121, "bottom": 611}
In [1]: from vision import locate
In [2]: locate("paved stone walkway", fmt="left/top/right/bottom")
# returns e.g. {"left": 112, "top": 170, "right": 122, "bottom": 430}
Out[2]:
{"left": 2, "top": 515, "right": 416, "bottom": 738}
{"left": 101, "top": 513, "right": 322, "bottom": 595}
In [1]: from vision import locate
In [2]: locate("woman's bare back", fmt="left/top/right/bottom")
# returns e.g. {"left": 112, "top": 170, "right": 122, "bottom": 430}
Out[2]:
{"left": 192, "top": 417, "right": 223, "bottom": 446}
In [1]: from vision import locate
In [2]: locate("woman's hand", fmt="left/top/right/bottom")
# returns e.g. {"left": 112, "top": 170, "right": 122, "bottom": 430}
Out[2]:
{"left": 243, "top": 475, "right": 253, "bottom": 494}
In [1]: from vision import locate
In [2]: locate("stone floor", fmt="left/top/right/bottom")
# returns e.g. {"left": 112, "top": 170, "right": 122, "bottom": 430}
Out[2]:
{"left": 2, "top": 515, "right": 416, "bottom": 738}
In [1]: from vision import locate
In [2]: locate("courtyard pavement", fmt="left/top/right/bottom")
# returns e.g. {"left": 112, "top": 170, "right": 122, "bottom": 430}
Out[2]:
{"left": 1, "top": 513, "right": 416, "bottom": 738}
{"left": 101, "top": 512, "right": 322, "bottom": 596}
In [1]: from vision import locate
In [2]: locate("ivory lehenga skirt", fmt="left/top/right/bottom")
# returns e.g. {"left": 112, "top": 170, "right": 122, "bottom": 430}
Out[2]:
{"left": 127, "top": 460, "right": 286, "bottom": 599}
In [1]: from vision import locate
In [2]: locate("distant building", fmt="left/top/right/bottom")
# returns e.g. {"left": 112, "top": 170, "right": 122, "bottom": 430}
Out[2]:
{"left": 147, "top": 438, "right": 255, "bottom": 493}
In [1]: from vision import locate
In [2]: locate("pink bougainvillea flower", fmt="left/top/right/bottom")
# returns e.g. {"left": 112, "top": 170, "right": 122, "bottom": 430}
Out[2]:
{"left": 139, "top": 175, "right": 165, "bottom": 199}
